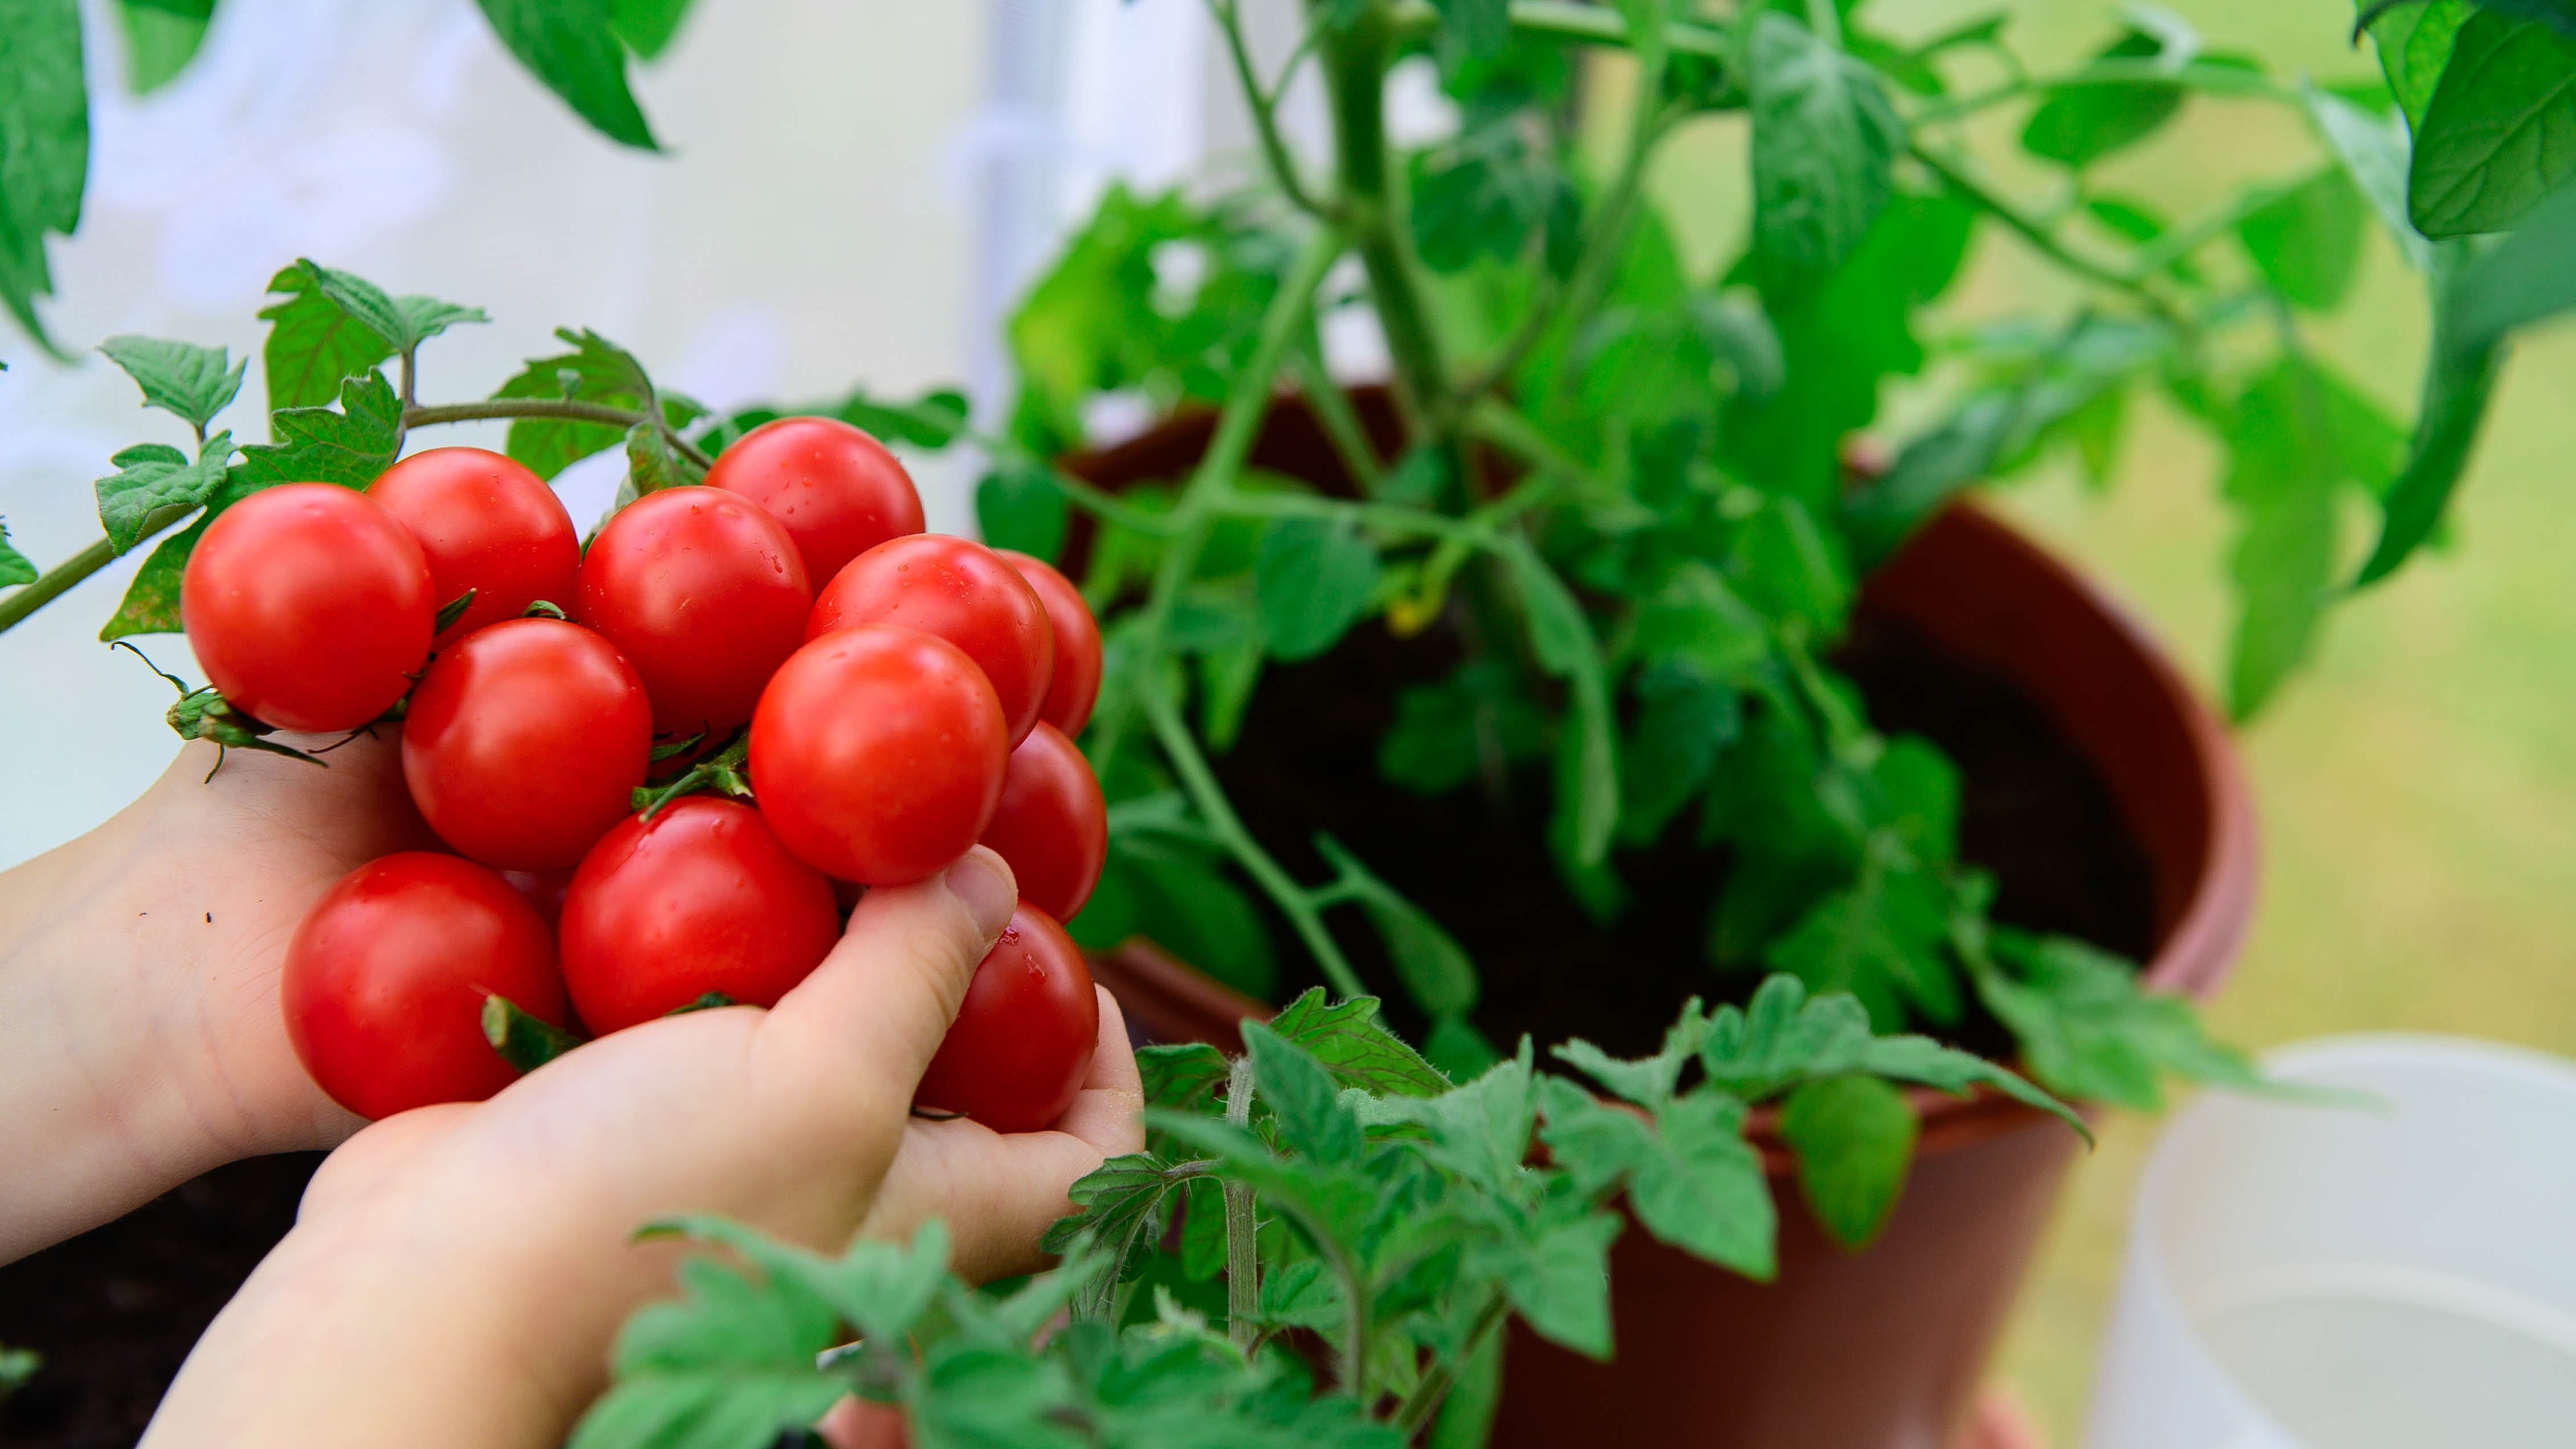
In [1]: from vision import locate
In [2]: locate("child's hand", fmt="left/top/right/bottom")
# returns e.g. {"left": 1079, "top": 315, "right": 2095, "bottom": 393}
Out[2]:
{"left": 142, "top": 846, "right": 1144, "bottom": 1449}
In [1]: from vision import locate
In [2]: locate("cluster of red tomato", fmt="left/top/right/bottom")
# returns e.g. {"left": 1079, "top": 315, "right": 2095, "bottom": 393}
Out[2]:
{"left": 180, "top": 418, "right": 1110, "bottom": 1134}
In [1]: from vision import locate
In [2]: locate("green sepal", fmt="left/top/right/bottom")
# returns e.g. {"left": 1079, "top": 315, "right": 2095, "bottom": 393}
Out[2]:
{"left": 484, "top": 994, "right": 587, "bottom": 1072}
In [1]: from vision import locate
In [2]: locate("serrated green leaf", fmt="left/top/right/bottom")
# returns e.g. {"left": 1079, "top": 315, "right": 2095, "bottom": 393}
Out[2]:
{"left": 1974, "top": 929, "right": 2266, "bottom": 1111}
{"left": 2239, "top": 168, "right": 2368, "bottom": 311}
{"left": 2021, "top": 31, "right": 2184, "bottom": 168}
{"left": 1747, "top": 11, "right": 1902, "bottom": 279}
{"left": 839, "top": 385, "right": 969, "bottom": 450}
{"left": 116, "top": 0, "right": 214, "bottom": 96}
{"left": 2408, "top": 10, "right": 2576, "bottom": 236}
{"left": 0, "top": 0, "right": 87, "bottom": 354}
{"left": 1376, "top": 659, "right": 1547, "bottom": 797}
{"left": 1256, "top": 517, "right": 1381, "bottom": 661}
{"left": 613, "top": 0, "right": 692, "bottom": 58}
{"left": 1409, "top": 120, "right": 1576, "bottom": 274}
{"left": 1360, "top": 1045, "right": 1536, "bottom": 1192}
{"left": 978, "top": 458, "right": 1070, "bottom": 561}
{"left": 1698, "top": 974, "right": 1874, "bottom": 1097}
{"left": 1761, "top": 858, "right": 1958, "bottom": 1032}
{"left": 1628, "top": 1091, "right": 1772, "bottom": 1278}
{"left": 1138, "top": 1041, "right": 1232, "bottom": 1117}
{"left": 94, "top": 433, "right": 231, "bottom": 553}
{"left": 97, "top": 336, "right": 246, "bottom": 435}
{"left": 234, "top": 370, "right": 404, "bottom": 490}
{"left": 492, "top": 328, "right": 658, "bottom": 479}
{"left": 1619, "top": 662, "right": 1739, "bottom": 846}
{"left": 0, "top": 519, "right": 36, "bottom": 586}
{"left": 1269, "top": 989, "right": 1450, "bottom": 1099}
{"left": 397, "top": 293, "right": 490, "bottom": 348}
{"left": 475, "top": 0, "right": 661, "bottom": 151}
{"left": 98, "top": 514, "right": 201, "bottom": 639}
{"left": 1497, "top": 537, "right": 1617, "bottom": 865}
{"left": 1779, "top": 1074, "right": 1917, "bottom": 1248}
{"left": 1486, "top": 1209, "right": 1620, "bottom": 1358}
{"left": 625, "top": 417, "right": 696, "bottom": 495}
{"left": 259, "top": 263, "right": 398, "bottom": 414}
{"left": 2367, "top": 0, "right": 2473, "bottom": 130}
{"left": 1245, "top": 1023, "right": 1364, "bottom": 1165}
{"left": 1313, "top": 835, "right": 1478, "bottom": 1022}
{"left": 297, "top": 259, "right": 413, "bottom": 356}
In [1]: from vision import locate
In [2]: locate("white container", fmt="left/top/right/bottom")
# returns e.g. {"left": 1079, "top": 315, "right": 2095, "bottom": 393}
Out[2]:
{"left": 2085, "top": 1034, "right": 2576, "bottom": 1449}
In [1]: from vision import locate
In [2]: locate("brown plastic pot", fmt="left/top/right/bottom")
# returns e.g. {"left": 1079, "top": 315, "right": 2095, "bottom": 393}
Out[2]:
{"left": 1067, "top": 396, "right": 2257, "bottom": 1449}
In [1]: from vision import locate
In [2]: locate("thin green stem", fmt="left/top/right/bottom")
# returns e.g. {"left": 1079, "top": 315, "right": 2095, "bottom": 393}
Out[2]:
{"left": 1386, "top": 0, "right": 1727, "bottom": 59}
{"left": 1222, "top": 1056, "right": 1262, "bottom": 1352}
{"left": 959, "top": 426, "right": 1184, "bottom": 537}
{"left": 0, "top": 537, "right": 115, "bottom": 635}
{"left": 1803, "top": 0, "right": 1844, "bottom": 51}
{"left": 1908, "top": 143, "right": 2191, "bottom": 329}
{"left": 2122, "top": 185, "right": 2282, "bottom": 283}
{"left": 1213, "top": 0, "right": 1333, "bottom": 219}
{"left": 1292, "top": 343, "right": 1388, "bottom": 496}
{"left": 1144, "top": 681, "right": 1368, "bottom": 1001}
{"left": 1316, "top": 2, "right": 1450, "bottom": 434}
{"left": 1910, "top": 56, "right": 2304, "bottom": 128}
{"left": 401, "top": 398, "right": 715, "bottom": 472}
{"left": 1390, "top": 1288, "right": 1509, "bottom": 1435}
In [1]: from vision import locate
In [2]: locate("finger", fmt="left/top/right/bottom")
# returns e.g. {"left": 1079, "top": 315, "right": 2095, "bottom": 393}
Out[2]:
{"left": 1049, "top": 987, "right": 1145, "bottom": 1155}
{"left": 761, "top": 847, "right": 1016, "bottom": 1116}
{"left": 861, "top": 1118, "right": 1117, "bottom": 1284}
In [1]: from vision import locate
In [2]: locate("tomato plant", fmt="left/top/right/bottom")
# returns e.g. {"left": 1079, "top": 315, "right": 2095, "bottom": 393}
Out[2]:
{"left": 705, "top": 416, "right": 925, "bottom": 589}
{"left": 910, "top": 902, "right": 1098, "bottom": 1134}
{"left": 577, "top": 486, "right": 811, "bottom": 738}
{"left": 178, "top": 483, "right": 434, "bottom": 733}
{"left": 282, "top": 851, "right": 570, "bottom": 1120}
{"left": 401, "top": 618, "right": 653, "bottom": 872}
{"left": 998, "top": 549, "right": 1100, "bottom": 736}
{"left": 749, "top": 624, "right": 1010, "bottom": 885}
{"left": 557, "top": 796, "right": 841, "bottom": 1034}
{"left": 977, "top": 722, "right": 1106, "bottom": 925}
{"left": 368, "top": 446, "right": 580, "bottom": 645}
{"left": 808, "top": 534, "right": 1054, "bottom": 746}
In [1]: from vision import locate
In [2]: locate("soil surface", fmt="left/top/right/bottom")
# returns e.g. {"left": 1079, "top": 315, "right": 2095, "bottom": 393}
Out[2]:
{"left": 1216, "top": 608, "right": 2159, "bottom": 1060}
{"left": 1, "top": 1153, "right": 322, "bottom": 1448}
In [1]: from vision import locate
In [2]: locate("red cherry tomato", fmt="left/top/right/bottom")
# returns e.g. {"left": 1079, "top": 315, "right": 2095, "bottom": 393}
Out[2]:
{"left": 808, "top": 534, "right": 1054, "bottom": 746}
{"left": 996, "top": 550, "right": 1101, "bottom": 737}
{"left": 749, "top": 625, "right": 1009, "bottom": 885}
{"left": 704, "top": 416, "right": 924, "bottom": 588}
{"left": 977, "top": 723, "right": 1106, "bottom": 923}
{"left": 180, "top": 483, "right": 434, "bottom": 733}
{"left": 282, "top": 852, "right": 570, "bottom": 1120}
{"left": 577, "top": 487, "right": 811, "bottom": 738}
{"left": 557, "top": 796, "right": 842, "bottom": 1034}
{"left": 402, "top": 619, "right": 653, "bottom": 871}
{"left": 913, "top": 903, "right": 1099, "bottom": 1133}
{"left": 368, "top": 446, "right": 579, "bottom": 645}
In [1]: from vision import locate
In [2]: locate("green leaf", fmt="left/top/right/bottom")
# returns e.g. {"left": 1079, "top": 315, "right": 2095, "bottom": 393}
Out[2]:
{"left": 1747, "top": 11, "right": 1903, "bottom": 279}
{"left": 1409, "top": 121, "right": 1577, "bottom": 274}
{"left": 1313, "top": 835, "right": 1479, "bottom": 1022}
{"left": 1073, "top": 834, "right": 1279, "bottom": 999}
{"left": 2408, "top": 10, "right": 2576, "bottom": 235}
{"left": 1729, "top": 495, "right": 1851, "bottom": 634}
{"left": 1430, "top": 0, "right": 1511, "bottom": 56}
{"left": 93, "top": 434, "right": 231, "bottom": 554}
{"left": 1376, "top": 659, "right": 1547, "bottom": 797}
{"left": 1624, "top": 562, "right": 1769, "bottom": 683}
{"left": 2366, "top": 0, "right": 2473, "bottom": 131}
{"left": 1040, "top": 1152, "right": 1194, "bottom": 1302}
{"left": 2021, "top": 30, "right": 2186, "bottom": 168}
{"left": 1974, "top": 929, "right": 2266, "bottom": 1111}
{"left": 2221, "top": 356, "right": 2406, "bottom": 716}
{"left": 2444, "top": 177, "right": 2576, "bottom": 353}
{"left": 1497, "top": 537, "right": 1617, "bottom": 866}
{"left": 977, "top": 458, "right": 1071, "bottom": 561}
{"left": 1256, "top": 517, "right": 1381, "bottom": 662}
{"left": 234, "top": 370, "right": 405, "bottom": 490}
{"left": 625, "top": 417, "right": 696, "bottom": 496}
{"left": 1536, "top": 1079, "right": 1774, "bottom": 1279}
{"left": 838, "top": 385, "right": 969, "bottom": 450}
{"left": 613, "top": 0, "right": 692, "bottom": 58}
{"left": 491, "top": 328, "right": 659, "bottom": 479}
{"left": 1269, "top": 989, "right": 1450, "bottom": 1099}
{"left": 397, "top": 293, "right": 491, "bottom": 349}
{"left": 1244, "top": 1022, "right": 1365, "bottom": 1165}
{"left": 1761, "top": 859, "right": 1958, "bottom": 1032}
{"left": 2309, "top": 84, "right": 2435, "bottom": 272}
{"left": 97, "top": 336, "right": 247, "bottom": 435}
{"left": 1778, "top": 1074, "right": 1917, "bottom": 1248}
{"left": 1697, "top": 973, "right": 1878, "bottom": 1098}
{"left": 1489, "top": 1209, "right": 1621, "bottom": 1359}
{"left": 2239, "top": 169, "right": 2369, "bottom": 311}
{"left": 0, "top": 519, "right": 35, "bottom": 587}
{"left": 99, "top": 515, "right": 201, "bottom": 639}
{"left": 2355, "top": 316, "right": 2498, "bottom": 589}
{"left": 297, "top": 260, "right": 414, "bottom": 356}
{"left": 1137, "top": 1042, "right": 1230, "bottom": 1117}
{"left": 259, "top": 263, "right": 398, "bottom": 413}
{"left": 0, "top": 0, "right": 88, "bottom": 354}
{"left": 475, "top": 0, "right": 661, "bottom": 151}
{"left": 1617, "top": 662, "right": 1740, "bottom": 847}
{"left": 116, "top": 0, "right": 215, "bottom": 95}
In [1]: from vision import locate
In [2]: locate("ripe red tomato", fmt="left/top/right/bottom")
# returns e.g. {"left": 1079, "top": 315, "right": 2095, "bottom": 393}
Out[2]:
{"left": 808, "top": 534, "right": 1054, "bottom": 746}
{"left": 402, "top": 619, "right": 653, "bottom": 871}
{"left": 577, "top": 487, "right": 811, "bottom": 738}
{"left": 282, "top": 852, "right": 570, "bottom": 1120}
{"left": 368, "top": 447, "right": 579, "bottom": 645}
{"left": 557, "top": 796, "right": 842, "bottom": 1033}
{"left": 997, "top": 550, "right": 1101, "bottom": 736}
{"left": 704, "top": 417, "right": 924, "bottom": 587}
{"left": 181, "top": 483, "right": 434, "bottom": 733}
{"left": 977, "top": 723, "right": 1106, "bottom": 923}
{"left": 912, "top": 903, "right": 1098, "bottom": 1134}
{"left": 749, "top": 625, "right": 1009, "bottom": 885}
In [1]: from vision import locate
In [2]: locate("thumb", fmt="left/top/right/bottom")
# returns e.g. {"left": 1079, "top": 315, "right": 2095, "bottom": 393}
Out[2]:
{"left": 762, "top": 847, "right": 1017, "bottom": 1119}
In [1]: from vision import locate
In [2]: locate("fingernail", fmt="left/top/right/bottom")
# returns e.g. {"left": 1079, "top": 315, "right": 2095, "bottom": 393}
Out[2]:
{"left": 944, "top": 847, "right": 1018, "bottom": 942}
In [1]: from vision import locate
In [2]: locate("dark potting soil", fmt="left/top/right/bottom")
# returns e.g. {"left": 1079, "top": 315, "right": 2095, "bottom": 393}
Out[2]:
{"left": 0, "top": 1152, "right": 323, "bottom": 1448}
{"left": 1214, "top": 608, "right": 2159, "bottom": 1062}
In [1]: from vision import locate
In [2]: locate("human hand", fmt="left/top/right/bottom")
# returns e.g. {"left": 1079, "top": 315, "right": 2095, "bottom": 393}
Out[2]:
{"left": 0, "top": 731, "right": 433, "bottom": 1260}
{"left": 141, "top": 846, "right": 1144, "bottom": 1449}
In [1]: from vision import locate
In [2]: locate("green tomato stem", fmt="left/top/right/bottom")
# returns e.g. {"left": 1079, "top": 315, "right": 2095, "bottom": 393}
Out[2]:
{"left": 401, "top": 398, "right": 715, "bottom": 472}
{"left": 1222, "top": 1055, "right": 1262, "bottom": 1351}
{"left": 0, "top": 537, "right": 115, "bottom": 636}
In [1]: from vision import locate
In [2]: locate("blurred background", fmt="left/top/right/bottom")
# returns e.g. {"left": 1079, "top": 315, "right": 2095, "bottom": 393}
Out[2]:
{"left": 2, "top": 1, "right": 2571, "bottom": 1441}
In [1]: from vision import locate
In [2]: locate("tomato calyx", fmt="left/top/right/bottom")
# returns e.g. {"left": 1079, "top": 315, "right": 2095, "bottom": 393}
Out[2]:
{"left": 118, "top": 641, "right": 327, "bottom": 774}
{"left": 433, "top": 587, "right": 479, "bottom": 636}
{"left": 665, "top": 991, "right": 736, "bottom": 1016}
{"left": 522, "top": 599, "right": 568, "bottom": 621}
{"left": 483, "top": 993, "right": 586, "bottom": 1072}
{"left": 630, "top": 728, "right": 753, "bottom": 820}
